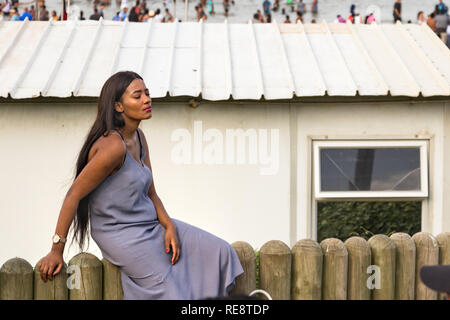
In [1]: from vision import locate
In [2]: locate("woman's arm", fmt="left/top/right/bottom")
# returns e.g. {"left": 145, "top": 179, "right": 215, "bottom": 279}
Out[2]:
{"left": 139, "top": 128, "right": 180, "bottom": 264}
{"left": 139, "top": 128, "right": 175, "bottom": 230}
{"left": 38, "top": 134, "right": 126, "bottom": 282}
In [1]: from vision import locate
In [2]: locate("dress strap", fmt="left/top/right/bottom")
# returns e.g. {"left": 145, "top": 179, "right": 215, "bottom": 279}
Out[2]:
{"left": 109, "top": 129, "right": 127, "bottom": 167}
{"left": 111, "top": 128, "right": 125, "bottom": 142}
{"left": 136, "top": 128, "right": 143, "bottom": 161}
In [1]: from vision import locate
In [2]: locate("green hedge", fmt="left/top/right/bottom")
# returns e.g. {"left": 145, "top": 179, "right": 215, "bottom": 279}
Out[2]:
{"left": 317, "top": 201, "right": 421, "bottom": 243}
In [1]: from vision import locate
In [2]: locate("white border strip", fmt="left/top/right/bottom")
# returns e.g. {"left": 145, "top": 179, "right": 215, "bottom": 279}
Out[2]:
{"left": 313, "top": 139, "right": 428, "bottom": 199}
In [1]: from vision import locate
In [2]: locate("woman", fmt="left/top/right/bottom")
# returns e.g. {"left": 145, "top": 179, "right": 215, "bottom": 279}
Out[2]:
{"left": 50, "top": 9, "right": 58, "bottom": 21}
{"left": 417, "top": 11, "right": 426, "bottom": 24}
{"left": 37, "top": 71, "right": 244, "bottom": 300}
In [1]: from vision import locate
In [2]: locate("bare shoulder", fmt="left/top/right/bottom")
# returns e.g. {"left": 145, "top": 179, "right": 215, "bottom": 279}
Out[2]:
{"left": 88, "top": 131, "right": 126, "bottom": 163}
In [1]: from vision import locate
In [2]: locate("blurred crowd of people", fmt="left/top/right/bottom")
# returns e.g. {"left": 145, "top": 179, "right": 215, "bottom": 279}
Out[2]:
{"left": 251, "top": 0, "right": 317, "bottom": 24}
{"left": 108, "top": 0, "right": 175, "bottom": 23}
{"left": 0, "top": 0, "right": 176, "bottom": 22}
{"left": 1, "top": 0, "right": 449, "bottom": 46}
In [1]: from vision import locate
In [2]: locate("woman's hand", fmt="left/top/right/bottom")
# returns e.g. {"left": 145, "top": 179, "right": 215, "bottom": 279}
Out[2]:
{"left": 38, "top": 250, "right": 64, "bottom": 283}
{"left": 164, "top": 223, "right": 180, "bottom": 265}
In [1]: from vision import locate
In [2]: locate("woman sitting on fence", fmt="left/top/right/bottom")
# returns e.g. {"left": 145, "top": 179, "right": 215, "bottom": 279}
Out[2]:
{"left": 37, "top": 71, "right": 244, "bottom": 300}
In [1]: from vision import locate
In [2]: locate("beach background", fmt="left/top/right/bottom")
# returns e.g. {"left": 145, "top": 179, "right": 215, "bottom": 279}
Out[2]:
{"left": 40, "top": 0, "right": 440, "bottom": 24}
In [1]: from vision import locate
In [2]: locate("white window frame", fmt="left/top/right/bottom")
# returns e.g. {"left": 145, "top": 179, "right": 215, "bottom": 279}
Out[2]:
{"left": 313, "top": 140, "right": 429, "bottom": 199}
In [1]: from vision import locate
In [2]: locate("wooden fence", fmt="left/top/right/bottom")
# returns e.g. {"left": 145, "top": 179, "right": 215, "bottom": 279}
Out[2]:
{"left": 0, "top": 231, "right": 449, "bottom": 300}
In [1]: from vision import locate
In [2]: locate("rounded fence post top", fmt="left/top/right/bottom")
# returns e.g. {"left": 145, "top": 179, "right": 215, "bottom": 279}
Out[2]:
{"left": 436, "top": 232, "right": 450, "bottom": 244}
{"left": 319, "top": 238, "right": 348, "bottom": 255}
{"left": 68, "top": 252, "right": 103, "bottom": 266}
{"left": 0, "top": 257, "right": 33, "bottom": 274}
{"left": 412, "top": 232, "right": 438, "bottom": 248}
{"left": 390, "top": 232, "right": 413, "bottom": 241}
{"left": 344, "top": 236, "right": 369, "bottom": 246}
{"left": 260, "top": 240, "right": 291, "bottom": 255}
{"left": 344, "top": 236, "right": 370, "bottom": 251}
{"left": 292, "top": 238, "right": 321, "bottom": 251}
{"left": 231, "top": 241, "right": 254, "bottom": 251}
{"left": 390, "top": 233, "right": 415, "bottom": 251}
{"left": 368, "top": 234, "right": 396, "bottom": 250}
{"left": 232, "top": 241, "right": 256, "bottom": 257}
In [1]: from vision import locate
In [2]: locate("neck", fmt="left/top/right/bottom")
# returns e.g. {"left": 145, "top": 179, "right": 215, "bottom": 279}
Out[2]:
{"left": 118, "top": 119, "right": 140, "bottom": 142}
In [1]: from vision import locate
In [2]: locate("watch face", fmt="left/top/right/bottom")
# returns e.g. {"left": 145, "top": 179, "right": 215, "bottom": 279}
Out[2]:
{"left": 53, "top": 234, "right": 60, "bottom": 243}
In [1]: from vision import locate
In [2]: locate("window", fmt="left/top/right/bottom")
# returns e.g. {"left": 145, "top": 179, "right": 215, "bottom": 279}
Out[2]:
{"left": 313, "top": 140, "right": 428, "bottom": 199}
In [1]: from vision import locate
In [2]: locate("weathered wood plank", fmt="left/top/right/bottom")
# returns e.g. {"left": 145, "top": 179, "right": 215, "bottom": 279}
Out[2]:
{"left": 259, "top": 240, "right": 291, "bottom": 300}
{"left": 230, "top": 241, "right": 256, "bottom": 296}
{"left": 345, "top": 236, "right": 371, "bottom": 300}
{"left": 320, "top": 238, "right": 348, "bottom": 300}
{"left": 0, "top": 257, "right": 33, "bottom": 300}
{"left": 291, "top": 239, "right": 323, "bottom": 300}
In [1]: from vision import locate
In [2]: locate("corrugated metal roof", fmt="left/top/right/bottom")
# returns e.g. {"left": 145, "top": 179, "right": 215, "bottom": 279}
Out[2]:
{"left": 0, "top": 18, "right": 449, "bottom": 100}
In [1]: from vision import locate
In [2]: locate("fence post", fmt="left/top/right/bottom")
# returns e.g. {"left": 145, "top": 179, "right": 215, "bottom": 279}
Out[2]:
{"left": 102, "top": 258, "right": 123, "bottom": 300}
{"left": 68, "top": 252, "right": 103, "bottom": 300}
{"left": 344, "top": 236, "right": 371, "bottom": 300}
{"left": 259, "top": 240, "right": 291, "bottom": 300}
{"left": 291, "top": 239, "right": 323, "bottom": 300}
{"left": 0, "top": 257, "right": 33, "bottom": 300}
{"left": 230, "top": 241, "right": 256, "bottom": 296}
{"left": 368, "top": 235, "right": 396, "bottom": 300}
{"left": 33, "top": 259, "right": 68, "bottom": 300}
{"left": 320, "top": 238, "right": 348, "bottom": 300}
{"left": 390, "top": 232, "right": 415, "bottom": 300}
{"left": 412, "top": 232, "right": 439, "bottom": 300}
{"left": 436, "top": 232, "right": 450, "bottom": 300}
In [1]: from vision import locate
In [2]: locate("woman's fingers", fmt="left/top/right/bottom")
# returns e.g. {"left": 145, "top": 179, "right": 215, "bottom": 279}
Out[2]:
{"left": 171, "top": 242, "right": 176, "bottom": 264}
{"left": 164, "top": 236, "right": 171, "bottom": 254}
{"left": 53, "top": 263, "right": 62, "bottom": 276}
{"left": 47, "top": 264, "right": 54, "bottom": 280}
{"left": 176, "top": 243, "right": 181, "bottom": 263}
{"left": 171, "top": 240, "right": 180, "bottom": 264}
{"left": 41, "top": 265, "right": 49, "bottom": 282}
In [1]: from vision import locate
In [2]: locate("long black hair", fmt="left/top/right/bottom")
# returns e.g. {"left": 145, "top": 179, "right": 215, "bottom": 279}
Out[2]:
{"left": 68, "top": 71, "right": 143, "bottom": 253}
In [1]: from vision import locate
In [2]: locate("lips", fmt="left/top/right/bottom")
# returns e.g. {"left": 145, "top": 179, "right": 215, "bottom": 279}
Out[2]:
{"left": 144, "top": 106, "right": 152, "bottom": 112}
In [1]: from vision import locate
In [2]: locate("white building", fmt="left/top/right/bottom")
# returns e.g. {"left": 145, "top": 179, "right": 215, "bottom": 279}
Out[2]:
{"left": 0, "top": 19, "right": 449, "bottom": 267}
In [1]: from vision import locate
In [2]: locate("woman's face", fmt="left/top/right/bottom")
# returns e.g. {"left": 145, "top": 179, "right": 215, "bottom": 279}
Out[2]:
{"left": 115, "top": 78, "right": 152, "bottom": 121}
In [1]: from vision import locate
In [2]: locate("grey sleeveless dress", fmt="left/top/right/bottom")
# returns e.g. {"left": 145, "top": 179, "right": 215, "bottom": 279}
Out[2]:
{"left": 88, "top": 129, "right": 244, "bottom": 299}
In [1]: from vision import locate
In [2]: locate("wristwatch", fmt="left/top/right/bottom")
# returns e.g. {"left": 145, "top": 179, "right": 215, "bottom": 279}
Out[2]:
{"left": 52, "top": 234, "right": 67, "bottom": 244}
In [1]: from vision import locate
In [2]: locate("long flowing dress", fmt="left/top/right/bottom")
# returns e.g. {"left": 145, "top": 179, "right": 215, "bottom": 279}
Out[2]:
{"left": 88, "top": 128, "right": 244, "bottom": 299}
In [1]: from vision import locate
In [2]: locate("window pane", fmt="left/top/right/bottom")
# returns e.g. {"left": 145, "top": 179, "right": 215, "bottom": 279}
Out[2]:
{"left": 320, "top": 148, "right": 421, "bottom": 192}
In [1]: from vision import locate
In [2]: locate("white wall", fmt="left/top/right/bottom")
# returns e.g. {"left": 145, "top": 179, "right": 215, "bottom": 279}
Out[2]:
{"left": 0, "top": 101, "right": 291, "bottom": 268}
{"left": 295, "top": 100, "right": 449, "bottom": 240}
{"left": 1, "top": 99, "right": 449, "bottom": 269}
